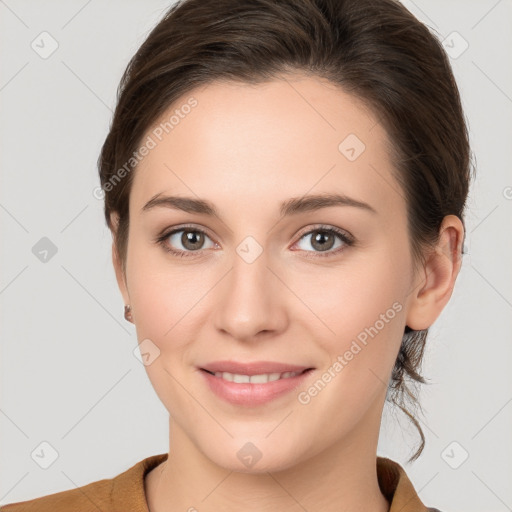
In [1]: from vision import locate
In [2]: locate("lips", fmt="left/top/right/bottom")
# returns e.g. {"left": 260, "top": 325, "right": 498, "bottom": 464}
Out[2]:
{"left": 200, "top": 364, "right": 316, "bottom": 406}
{"left": 199, "top": 360, "right": 314, "bottom": 376}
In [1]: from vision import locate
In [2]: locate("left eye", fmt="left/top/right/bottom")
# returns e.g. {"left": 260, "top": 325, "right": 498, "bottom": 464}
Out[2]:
{"left": 295, "top": 228, "right": 353, "bottom": 254}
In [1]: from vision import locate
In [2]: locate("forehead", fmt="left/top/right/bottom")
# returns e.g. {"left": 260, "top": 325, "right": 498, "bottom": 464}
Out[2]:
{"left": 130, "top": 75, "right": 404, "bottom": 223}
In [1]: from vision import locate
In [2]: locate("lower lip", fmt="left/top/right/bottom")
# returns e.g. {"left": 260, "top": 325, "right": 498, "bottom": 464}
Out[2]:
{"left": 199, "top": 369, "right": 314, "bottom": 406}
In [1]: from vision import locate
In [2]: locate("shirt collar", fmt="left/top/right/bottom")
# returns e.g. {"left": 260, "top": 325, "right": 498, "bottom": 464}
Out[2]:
{"left": 377, "top": 456, "right": 431, "bottom": 511}
{"left": 112, "top": 453, "right": 431, "bottom": 511}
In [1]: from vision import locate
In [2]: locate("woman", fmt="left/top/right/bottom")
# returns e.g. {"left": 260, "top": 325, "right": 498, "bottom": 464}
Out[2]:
{"left": 1, "top": 0, "right": 472, "bottom": 510}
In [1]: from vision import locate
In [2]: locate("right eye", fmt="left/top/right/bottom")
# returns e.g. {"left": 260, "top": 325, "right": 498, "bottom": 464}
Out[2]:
{"left": 156, "top": 226, "right": 217, "bottom": 257}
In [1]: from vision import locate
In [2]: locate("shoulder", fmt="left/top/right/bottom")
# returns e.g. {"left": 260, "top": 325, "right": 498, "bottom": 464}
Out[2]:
{"left": 0, "top": 477, "right": 114, "bottom": 512}
{"left": 377, "top": 456, "right": 445, "bottom": 512}
{"left": 0, "top": 453, "right": 168, "bottom": 512}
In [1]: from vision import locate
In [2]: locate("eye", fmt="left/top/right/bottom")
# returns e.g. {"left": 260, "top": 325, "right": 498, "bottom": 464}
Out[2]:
{"left": 156, "top": 225, "right": 216, "bottom": 257}
{"left": 293, "top": 225, "right": 354, "bottom": 257}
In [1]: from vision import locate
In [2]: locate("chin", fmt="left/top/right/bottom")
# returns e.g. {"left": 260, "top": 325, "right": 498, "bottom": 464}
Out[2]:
{"left": 201, "top": 435, "right": 306, "bottom": 474}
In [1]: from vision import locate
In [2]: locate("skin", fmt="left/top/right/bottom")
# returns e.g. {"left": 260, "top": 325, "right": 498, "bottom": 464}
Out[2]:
{"left": 111, "top": 73, "right": 464, "bottom": 512}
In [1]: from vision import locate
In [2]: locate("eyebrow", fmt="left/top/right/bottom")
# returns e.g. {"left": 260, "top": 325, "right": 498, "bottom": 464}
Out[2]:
{"left": 141, "top": 192, "right": 378, "bottom": 218}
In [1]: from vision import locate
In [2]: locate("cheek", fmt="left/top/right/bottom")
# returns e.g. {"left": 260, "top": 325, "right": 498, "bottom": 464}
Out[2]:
{"left": 292, "top": 255, "right": 408, "bottom": 371}
{"left": 130, "top": 278, "right": 198, "bottom": 348}
{"left": 294, "top": 269, "right": 406, "bottom": 433}
{"left": 126, "top": 250, "right": 212, "bottom": 356}
{"left": 126, "top": 264, "right": 207, "bottom": 413}
{"left": 307, "top": 262, "right": 403, "bottom": 314}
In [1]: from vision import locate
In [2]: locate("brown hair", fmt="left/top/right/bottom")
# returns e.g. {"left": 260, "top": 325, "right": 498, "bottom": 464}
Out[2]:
{"left": 98, "top": 0, "right": 474, "bottom": 462}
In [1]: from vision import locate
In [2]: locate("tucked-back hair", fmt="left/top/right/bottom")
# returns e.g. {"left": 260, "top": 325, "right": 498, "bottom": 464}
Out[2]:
{"left": 98, "top": 0, "right": 474, "bottom": 462}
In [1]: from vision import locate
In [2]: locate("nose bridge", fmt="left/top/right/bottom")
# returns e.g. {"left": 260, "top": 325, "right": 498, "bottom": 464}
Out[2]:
{"left": 212, "top": 239, "right": 287, "bottom": 340}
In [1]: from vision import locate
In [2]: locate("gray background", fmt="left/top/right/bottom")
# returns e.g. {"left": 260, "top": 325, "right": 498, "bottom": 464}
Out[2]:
{"left": 1, "top": 0, "right": 511, "bottom": 510}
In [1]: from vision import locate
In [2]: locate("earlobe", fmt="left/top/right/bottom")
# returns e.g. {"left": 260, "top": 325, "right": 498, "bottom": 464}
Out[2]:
{"left": 405, "top": 215, "right": 464, "bottom": 331}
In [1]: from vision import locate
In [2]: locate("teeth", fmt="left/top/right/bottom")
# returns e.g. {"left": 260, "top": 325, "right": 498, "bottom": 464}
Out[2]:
{"left": 213, "top": 371, "right": 301, "bottom": 383}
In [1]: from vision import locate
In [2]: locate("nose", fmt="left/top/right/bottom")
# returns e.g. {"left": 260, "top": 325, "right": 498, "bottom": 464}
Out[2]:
{"left": 212, "top": 247, "right": 289, "bottom": 343}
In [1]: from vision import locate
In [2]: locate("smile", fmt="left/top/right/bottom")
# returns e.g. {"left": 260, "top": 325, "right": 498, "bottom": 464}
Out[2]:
{"left": 204, "top": 369, "right": 306, "bottom": 383}
{"left": 200, "top": 368, "right": 315, "bottom": 406}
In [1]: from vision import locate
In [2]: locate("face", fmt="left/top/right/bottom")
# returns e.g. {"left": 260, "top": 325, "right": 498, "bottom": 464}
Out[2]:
{"left": 113, "top": 74, "right": 422, "bottom": 472}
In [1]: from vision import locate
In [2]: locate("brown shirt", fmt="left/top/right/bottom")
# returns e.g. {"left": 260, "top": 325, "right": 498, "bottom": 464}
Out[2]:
{"left": 0, "top": 454, "right": 441, "bottom": 511}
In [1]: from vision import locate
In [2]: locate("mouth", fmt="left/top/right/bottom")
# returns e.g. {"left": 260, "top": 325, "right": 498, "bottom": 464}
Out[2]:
{"left": 198, "top": 366, "right": 316, "bottom": 406}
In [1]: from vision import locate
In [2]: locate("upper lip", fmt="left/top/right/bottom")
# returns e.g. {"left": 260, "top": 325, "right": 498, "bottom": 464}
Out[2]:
{"left": 200, "top": 361, "right": 314, "bottom": 376}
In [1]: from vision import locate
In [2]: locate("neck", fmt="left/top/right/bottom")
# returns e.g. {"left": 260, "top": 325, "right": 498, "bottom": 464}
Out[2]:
{"left": 145, "top": 415, "right": 390, "bottom": 512}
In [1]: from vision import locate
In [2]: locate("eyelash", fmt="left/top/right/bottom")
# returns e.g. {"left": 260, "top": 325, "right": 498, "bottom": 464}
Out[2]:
{"left": 154, "top": 224, "right": 355, "bottom": 259}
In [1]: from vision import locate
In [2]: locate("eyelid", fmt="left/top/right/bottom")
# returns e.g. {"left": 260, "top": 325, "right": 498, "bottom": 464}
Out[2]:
{"left": 156, "top": 223, "right": 215, "bottom": 241}
{"left": 293, "top": 223, "right": 355, "bottom": 245}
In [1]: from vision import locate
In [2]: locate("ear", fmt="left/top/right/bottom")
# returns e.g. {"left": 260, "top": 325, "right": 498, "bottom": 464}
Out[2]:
{"left": 405, "top": 214, "right": 464, "bottom": 331}
{"left": 110, "top": 211, "right": 130, "bottom": 306}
